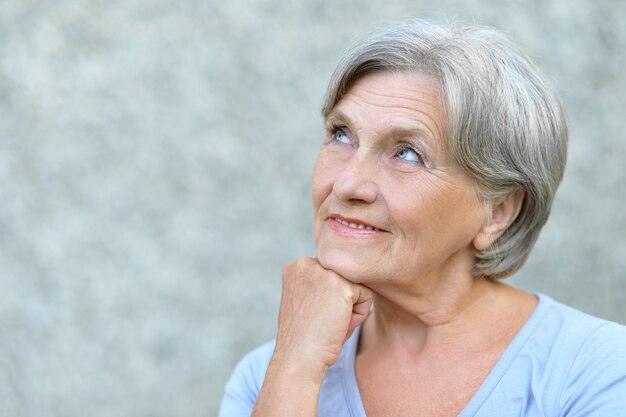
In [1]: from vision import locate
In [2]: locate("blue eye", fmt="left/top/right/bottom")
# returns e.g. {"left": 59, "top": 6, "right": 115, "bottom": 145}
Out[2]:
{"left": 333, "top": 128, "right": 350, "bottom": 144}
{"left": 397, "top": 147, "right": 421, "bottom": 162}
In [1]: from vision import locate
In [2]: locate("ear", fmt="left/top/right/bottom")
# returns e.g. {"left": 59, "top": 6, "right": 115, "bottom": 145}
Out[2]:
{"left": 473, "top": 188, "right": 525, "bottom": 251}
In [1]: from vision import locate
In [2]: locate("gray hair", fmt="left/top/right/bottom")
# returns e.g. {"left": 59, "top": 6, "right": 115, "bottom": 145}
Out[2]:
{"left": 322, "top": 20, "right": 568, "bottom": 279}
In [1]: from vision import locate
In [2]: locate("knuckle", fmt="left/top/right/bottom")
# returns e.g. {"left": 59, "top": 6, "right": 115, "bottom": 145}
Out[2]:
{"left": 342, "top": 287, "right": 356, "bottom": 300}
{"left": 283, "top": 260, "right": 295, "bottom": 273}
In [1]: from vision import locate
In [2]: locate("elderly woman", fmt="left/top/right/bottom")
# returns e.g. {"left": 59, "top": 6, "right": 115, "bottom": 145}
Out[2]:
{"left": 218, "top": 21, "right": 626, "bottom": 416}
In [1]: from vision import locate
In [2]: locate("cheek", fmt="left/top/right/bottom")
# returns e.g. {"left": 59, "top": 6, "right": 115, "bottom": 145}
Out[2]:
{"left": 386, "top": 177, "right": 483, "bottom": 248}
{"left": 311, "top": 157, "right": 330, "bottom": 211}
{"left": 438, "top": 181, "right": 488, "bottom": 234}
{"left": 311, "top": 154, "right": 334, "bottom": 240}
{"left": 383, "top": 177, "right": 430, "bottom": 228}
{"left": 311, "top": 150, "right": 343, "bottom": 208}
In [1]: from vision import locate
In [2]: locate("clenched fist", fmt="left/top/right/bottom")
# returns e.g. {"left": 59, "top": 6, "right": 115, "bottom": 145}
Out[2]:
{"left": 272, "top": 257, "right": 374, "bottom": 379}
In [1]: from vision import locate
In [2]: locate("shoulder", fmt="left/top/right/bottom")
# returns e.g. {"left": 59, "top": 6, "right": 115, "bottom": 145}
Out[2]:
{"left": 218, "top": 340, "right": 275, "bottom": 417}
{"left": 536, "top": 296, "right": 626, "bottom": 415}
{"left": 536, "top": 295, "right": 626, "bottom": 372}
{"left": 482, "top": 295, "right": 626, "bottom": 416}
{"left": 559, "top": 321, "right": 626, "bottom": 415}
{"left": 533, "top": 295, "right": 622, "bottom": 350}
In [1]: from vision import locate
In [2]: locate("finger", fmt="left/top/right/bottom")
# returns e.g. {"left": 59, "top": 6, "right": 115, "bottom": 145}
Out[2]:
{"left": 352, "top": 297, "right": 373, "bottom": 318}
{"left": 345, "top": 285, "right": 374, "bottom": 339}
{"left": 348, "top": 298, "right": 373, "bottom": 332}
{"left": 350, "top": 284, "right": 374, "bottom": 314}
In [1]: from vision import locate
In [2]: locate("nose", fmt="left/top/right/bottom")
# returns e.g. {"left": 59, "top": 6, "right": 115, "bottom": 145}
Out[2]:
{"left": 332, "top": 152, "right": 378, "bottom": 204}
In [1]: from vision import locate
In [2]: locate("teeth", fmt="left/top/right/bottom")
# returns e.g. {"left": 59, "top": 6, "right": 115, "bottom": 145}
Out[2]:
{"left": 334, "top": 218, "right": 379, "bottom": 231}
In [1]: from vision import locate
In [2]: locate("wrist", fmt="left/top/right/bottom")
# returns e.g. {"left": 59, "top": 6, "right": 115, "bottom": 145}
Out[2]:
{"left": 252, "top": 355, "right": 324, "bottom": 417}
{"left": 267, "top": 349, "right": 329, "bottom": 386}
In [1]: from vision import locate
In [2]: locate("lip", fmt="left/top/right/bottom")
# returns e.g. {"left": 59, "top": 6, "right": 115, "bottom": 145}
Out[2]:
{"left": 328, "top": 213, "right": 388, "bottom": 236}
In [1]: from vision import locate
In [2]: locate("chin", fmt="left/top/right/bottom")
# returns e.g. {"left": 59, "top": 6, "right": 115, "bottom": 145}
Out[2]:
{"left": 316, "top": 246, "right": 369, "bottom": 284}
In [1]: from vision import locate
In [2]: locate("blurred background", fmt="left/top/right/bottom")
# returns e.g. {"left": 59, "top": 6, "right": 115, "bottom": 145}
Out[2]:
{"left": 0, "top": 0, "right": 624, "bottom": 416}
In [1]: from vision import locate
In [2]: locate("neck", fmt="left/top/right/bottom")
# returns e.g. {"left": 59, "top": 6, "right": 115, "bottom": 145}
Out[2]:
{"left": 360, "top": 271, "right": 534, "bottom": 357}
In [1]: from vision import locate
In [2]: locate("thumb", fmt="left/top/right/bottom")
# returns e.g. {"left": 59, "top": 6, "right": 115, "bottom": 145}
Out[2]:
{"left": 345, "top": 285, "right": 374, "bottom": 341}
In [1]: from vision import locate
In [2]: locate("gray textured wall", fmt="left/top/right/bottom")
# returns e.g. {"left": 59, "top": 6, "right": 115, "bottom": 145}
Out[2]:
{"left": 0, "top": 1, "right": 624, "bottom": 416}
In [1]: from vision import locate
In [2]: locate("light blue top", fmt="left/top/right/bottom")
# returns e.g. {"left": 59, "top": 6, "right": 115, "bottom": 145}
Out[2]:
{"left": 218, "top": 294, "right": 626, "bottom": 416}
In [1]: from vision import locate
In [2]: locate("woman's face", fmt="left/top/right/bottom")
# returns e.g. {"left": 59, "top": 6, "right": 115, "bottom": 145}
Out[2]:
{"left": 312, "top": 71, "right": 488, "bottom": 288}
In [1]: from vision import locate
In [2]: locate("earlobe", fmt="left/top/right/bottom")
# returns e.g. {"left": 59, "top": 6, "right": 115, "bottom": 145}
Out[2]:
{"left": 473, "top": 188, "right": 525, "bottom": 251}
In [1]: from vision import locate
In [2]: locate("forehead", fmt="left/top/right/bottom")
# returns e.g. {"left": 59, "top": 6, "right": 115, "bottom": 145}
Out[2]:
{"left": 328, "top": 71, "right": 447, "bottom": 151}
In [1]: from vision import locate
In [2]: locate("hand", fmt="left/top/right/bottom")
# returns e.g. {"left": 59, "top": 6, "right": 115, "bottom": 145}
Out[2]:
{"left": 251, "top": 258, "right": 373, "bottom": 416}
{"left": 272, "top": 257, "right": 374, "bottom": 380}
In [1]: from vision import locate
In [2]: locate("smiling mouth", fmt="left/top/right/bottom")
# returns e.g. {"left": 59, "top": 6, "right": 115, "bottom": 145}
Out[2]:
{"left": 331, "top": 217, "right": 383, "bottom": 232}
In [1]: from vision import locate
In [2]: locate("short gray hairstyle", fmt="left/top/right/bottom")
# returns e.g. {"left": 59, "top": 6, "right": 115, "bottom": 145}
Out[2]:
{"left": 322, "top": 20, "right": 568, "bottom": 279}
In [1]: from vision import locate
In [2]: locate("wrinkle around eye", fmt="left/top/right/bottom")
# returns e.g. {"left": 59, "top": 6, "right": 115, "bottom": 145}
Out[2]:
{"left": 338, "top": 91, "right": 447, "bottom": 154}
